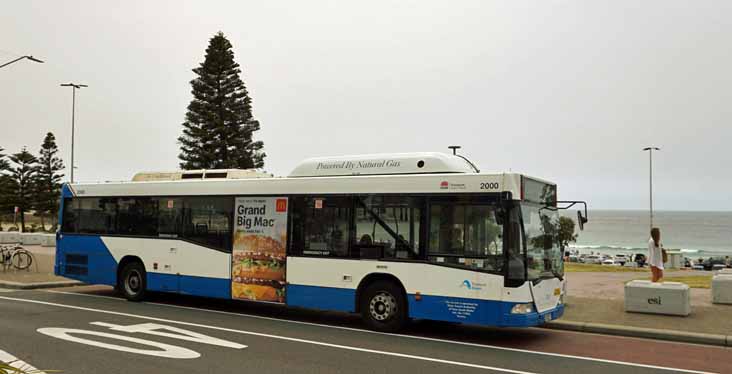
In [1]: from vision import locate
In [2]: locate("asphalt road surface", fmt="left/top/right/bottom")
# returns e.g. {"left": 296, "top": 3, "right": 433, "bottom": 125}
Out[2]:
{"left": 0, "top": 286, "right": 729, "bottom": 374}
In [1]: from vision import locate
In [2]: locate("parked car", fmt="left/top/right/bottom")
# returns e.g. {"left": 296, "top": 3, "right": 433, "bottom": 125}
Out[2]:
{"left": 602, "top": 259, "right": 616, "bottom": 266}
{"left": 702, "top": 257, "right": 727, "bottom": 271}
{"left": 633, "top": 253, "right": 647, "bottom": 267}
{"left": 584, "top": 255, "right": 602, "bottom": 264}
{"left": 614, "top": 254, "right": 628, "bottom": 266}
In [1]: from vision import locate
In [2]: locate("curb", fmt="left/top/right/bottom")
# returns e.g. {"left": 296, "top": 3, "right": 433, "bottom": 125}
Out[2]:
{"left": 543, "top": 320, "right": 730, "bottom": 347}
{"left": 0, "top": 280, "right": 83, "bottom": 290}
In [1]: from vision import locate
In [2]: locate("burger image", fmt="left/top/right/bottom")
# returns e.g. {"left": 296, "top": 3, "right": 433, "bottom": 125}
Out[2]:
{"left": 232, "top": 252, "right": 285, "bottom": 281}
{"left": 234, "top": 233, "right": 285, "bottom": 256}
{"left": 232, "top": 233, "right": 287, "bottom": 302}
{"left": 232, "top": 278, "right": 285, "bottom": 302}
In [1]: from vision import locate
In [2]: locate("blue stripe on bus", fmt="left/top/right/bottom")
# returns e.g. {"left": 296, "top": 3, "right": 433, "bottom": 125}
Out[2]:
{"left": 55, "top": 235, "right": 117, "bottom": 286}
{"left": 284, "top": 284, "right": 563, "bottom": 327}
{"left": 286, "top": 284, "right": 356, "bottom": 313}
{"left": 61, "top": 184, "right": 74, "bottom": 198}
{"left": 147, "top": 273, "right": 230, "bottom": 298}
{"left": 57, "top": 234, "right": 231, "bottom": 299}
{"left": 408, "top": 294, "right": 563, "bottom": 327}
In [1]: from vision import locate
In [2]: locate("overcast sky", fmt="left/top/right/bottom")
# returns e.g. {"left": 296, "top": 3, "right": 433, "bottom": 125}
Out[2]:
{"left": 1, "top": 1, "right": 730, "bottom": 210}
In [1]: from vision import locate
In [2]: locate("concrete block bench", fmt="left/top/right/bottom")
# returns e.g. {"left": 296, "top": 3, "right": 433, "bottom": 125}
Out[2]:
{"left": 20, "top": 233, "right": 44, "bottom": 245}
{"left": 40, "top": 234, "right": 56, "bottom": 247}
{"left": 0, "top": 232, "right": 21, "bottom": 244}
{"left": 625, "top": 280, "right": 691, "bottom": 316}
{"left": 712, "top": 274, "right": 732, "bottom": 305}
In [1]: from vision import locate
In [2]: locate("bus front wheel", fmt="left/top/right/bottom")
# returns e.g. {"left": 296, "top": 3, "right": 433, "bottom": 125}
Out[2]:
{"left": 119, "top": 262, "right": 147, "bottom": 302}
{"left": 360, "top": 281, "right": 407, "bottom": 333}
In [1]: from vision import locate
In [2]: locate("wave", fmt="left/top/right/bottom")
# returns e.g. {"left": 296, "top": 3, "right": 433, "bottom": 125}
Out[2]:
{"left": 569, "top": 244, "right": 644, "bottom": 251}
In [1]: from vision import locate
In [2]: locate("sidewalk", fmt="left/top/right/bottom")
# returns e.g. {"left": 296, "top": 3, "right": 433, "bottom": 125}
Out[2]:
{"left": 0, "top": 245, "right": 81, "bottom": 289}
{"left": 547, "top": 272, "right": 732, "bottom": 346}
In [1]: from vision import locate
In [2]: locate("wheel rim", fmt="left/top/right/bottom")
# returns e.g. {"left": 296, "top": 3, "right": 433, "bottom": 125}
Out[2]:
{"left": 369, "top": 291, "right": 397, "bottom": 322}
{"left": 12, "top": 252, "right": 32, "bottom": 270}
{"left": 125, "top": 269, "right": 142, "bottom": 295}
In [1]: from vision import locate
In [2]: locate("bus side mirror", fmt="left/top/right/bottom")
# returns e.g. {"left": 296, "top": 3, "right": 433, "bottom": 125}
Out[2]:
{"left": 577, "top": 210, "right": 588, "bottom": 231}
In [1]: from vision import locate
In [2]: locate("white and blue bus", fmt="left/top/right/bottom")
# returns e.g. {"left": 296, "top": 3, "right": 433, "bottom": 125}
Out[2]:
{"left": 55, "top": 152, "right": 586, "bottom": 332}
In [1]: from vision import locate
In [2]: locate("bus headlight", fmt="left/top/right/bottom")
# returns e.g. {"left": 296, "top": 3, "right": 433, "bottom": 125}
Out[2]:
{"left": 510, "top": 303, "right": 534, "bottom": 314}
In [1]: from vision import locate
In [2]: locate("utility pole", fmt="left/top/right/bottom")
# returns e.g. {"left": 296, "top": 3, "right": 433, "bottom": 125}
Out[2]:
{"left": 642, "top": 147, "right": 660, "bottom": 232}
{"left": 60, "top": 83, "right": 88, "bottom": 183}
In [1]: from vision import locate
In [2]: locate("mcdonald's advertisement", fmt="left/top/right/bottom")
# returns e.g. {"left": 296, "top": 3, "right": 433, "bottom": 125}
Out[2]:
{"left": 231, "top": 197, "right": 288, "bottom": 303}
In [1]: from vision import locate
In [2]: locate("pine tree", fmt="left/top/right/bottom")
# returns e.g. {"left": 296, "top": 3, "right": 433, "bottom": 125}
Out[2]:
{"left": 0, "top": 146, "right": 8, "bottom": 172}
{"left": 0, "top": 146, "right": 9, "bottom": 230}
{"left": 33, "top": 133, "right": 65, "bottom": 231}
{"left": 7, "top": 147, "right": 38, "bottom": 232}
{"left": 178, "top": 32, "right": 265, "bottom": 170}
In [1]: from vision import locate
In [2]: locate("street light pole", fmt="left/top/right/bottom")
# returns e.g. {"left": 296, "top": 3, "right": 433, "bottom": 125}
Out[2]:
{"left": 60, "top": 83, "right": 88, "bottom": 183}
{"left": 0, "top": 55, "right": 44, "bottom": 69}
{"left": 642, "top": 147, "right": 660, "bottom": 232}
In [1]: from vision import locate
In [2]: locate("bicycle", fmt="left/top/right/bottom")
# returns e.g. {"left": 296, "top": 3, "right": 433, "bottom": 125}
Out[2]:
{"left": 0, "top": 244, "right": 34, "bottom": 271}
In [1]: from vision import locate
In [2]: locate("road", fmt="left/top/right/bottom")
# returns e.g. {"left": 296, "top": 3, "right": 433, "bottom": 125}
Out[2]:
{"left": 0, "top": 286, "right": 728, "bottom": 374}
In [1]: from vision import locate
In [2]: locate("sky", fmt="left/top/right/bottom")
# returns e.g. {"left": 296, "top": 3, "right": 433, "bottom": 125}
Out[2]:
{"left": 1, "top": 1, "right": 730, "bottom": 211}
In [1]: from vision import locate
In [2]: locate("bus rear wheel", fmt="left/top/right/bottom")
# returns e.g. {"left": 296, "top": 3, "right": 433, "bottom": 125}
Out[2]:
{"left": 360, "top": 281, "right": 407, "bottom": 333}
{"left": 119, "top": 262, "right": 146, "bottom": 301}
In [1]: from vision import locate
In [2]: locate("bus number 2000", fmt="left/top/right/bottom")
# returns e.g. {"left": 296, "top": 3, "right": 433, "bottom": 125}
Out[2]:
{"left": 480, "top": 182, "right": 499, "bottom": 190}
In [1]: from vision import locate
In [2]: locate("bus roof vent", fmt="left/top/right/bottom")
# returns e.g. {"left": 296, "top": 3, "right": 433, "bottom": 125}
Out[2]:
{"left": 288, "top": 152, "right": 477, "bottom": 177}
{"left": 132, "top": 169, "right": 273, "bottom": 182}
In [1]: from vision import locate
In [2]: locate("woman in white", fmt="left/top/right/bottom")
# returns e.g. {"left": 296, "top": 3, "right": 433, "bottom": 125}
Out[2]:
{"left": 648, "top": 227, "right": 663, "bottom": 282}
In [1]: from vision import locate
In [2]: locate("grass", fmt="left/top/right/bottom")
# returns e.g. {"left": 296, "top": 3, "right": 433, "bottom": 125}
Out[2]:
{"left": 0, "top": 361, "right": 57, "bottom": 374}
{"left": 565, "top": 263, "right": 647, "bottom": 273}
{"left": 627, "top": 275, "right": 713, "bottom": 289}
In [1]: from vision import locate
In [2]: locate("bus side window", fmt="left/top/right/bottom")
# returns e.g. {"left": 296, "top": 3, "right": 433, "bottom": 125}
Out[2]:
{"left": 354, "top": 196, "right": 421, "bottom": 260}
{"left": 427, "top": 202, "right": 504, "bottom": 273}
{"left": 302, "top": 197, "right": 351, "bottom": 257}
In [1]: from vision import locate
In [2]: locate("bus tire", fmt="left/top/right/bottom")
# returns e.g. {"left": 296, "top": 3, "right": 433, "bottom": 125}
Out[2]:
{"left": 119, "top": 261, "right": 146, "bottom": 302}
{"left": 360, "top": 280, "right": 407, "bottom": 333}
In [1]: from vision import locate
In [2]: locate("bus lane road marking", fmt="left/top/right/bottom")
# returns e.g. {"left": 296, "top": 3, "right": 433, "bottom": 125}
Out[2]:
{"left": 1, "top": 295, "right": 537, "bottom": 374}
{"left": 37, "top": 321, "right": 247, "bottom": 359}
{"left": 43, "top": 289, "right": 721, "bottom": 374}
{"left": 37, "top": 327, "right": 201, "bottom": 359}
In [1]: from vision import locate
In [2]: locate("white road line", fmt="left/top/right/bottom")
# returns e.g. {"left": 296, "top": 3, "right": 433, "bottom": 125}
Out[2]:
{"left": 43, "top": 289, "right": 719, "bottom": 374}
{"left": 0, "top": 349, "right": 46, "bottom": 374}
{"left": 0, "top": 295, "right": 535, "bottom": 374}
{"left": 46, "top": 290, "right": 122, "bottom": 300}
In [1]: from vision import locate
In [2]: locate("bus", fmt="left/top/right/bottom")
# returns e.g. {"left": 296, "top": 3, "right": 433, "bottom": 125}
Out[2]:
{"left": 55, "top": 152, "right": 587, "bottom": 332}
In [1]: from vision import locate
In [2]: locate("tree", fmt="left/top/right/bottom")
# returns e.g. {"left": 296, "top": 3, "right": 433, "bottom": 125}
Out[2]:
{"left": 7, "top": 147, "right": 38, "bottom": 232}
{"left": 0, "top": 146, "right": 9, "bottom": 230}
{"left": 0, "top": 146, "right": 8, "bottom": 172}
{"left": 178, "top": 31, "right": 265, "bottom": 170}
{"left": 33, "top": 133, "right": 65, "bottom": 231}
{"left": 556, "top": 216, "right": 578, "bottom": 249}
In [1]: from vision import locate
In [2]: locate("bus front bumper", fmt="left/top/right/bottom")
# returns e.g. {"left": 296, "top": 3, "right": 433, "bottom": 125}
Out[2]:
{"left": 500, "top": 303, "right": 565, "bottom": 327}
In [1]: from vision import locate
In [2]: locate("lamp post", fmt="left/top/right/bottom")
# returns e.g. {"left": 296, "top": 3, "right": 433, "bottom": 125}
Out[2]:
{"left": 60, "top": 83, "right": 88, "bottom": 183}
{"left": 642, "top": 147, "right": 660, "bottom": 232}
{"left": 0, "top": 55, "right": 44, "bottom": 69}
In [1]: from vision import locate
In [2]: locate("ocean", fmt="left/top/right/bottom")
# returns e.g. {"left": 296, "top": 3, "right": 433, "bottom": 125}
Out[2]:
{"left": 561, "top": 210, "right": 732, "bottom": 259}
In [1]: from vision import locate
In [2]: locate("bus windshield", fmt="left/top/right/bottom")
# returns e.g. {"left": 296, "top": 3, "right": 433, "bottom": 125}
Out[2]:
{"left": 522, "top": 203, "right": 564, "bottom": 281}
